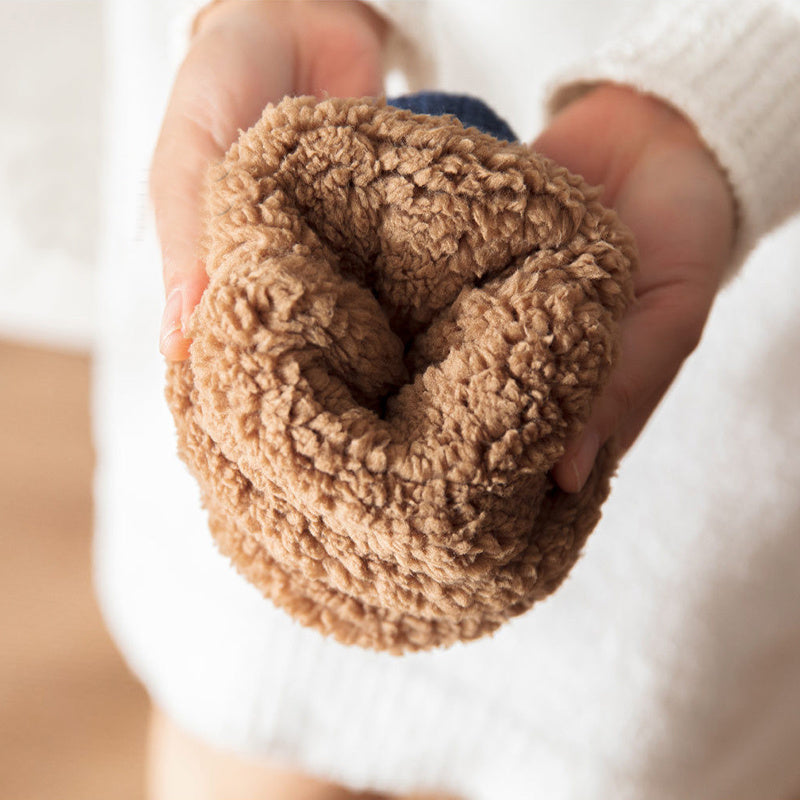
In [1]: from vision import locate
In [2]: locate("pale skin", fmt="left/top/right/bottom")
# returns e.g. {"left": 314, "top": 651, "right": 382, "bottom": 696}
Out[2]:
{"left": 149, "top": 2, "right": 735, "bottom": 797}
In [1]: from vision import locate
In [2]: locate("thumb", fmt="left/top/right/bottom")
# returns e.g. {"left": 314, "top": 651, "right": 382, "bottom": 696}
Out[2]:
{"left": 150, "top": 2, "right": 295, "bottom": 359}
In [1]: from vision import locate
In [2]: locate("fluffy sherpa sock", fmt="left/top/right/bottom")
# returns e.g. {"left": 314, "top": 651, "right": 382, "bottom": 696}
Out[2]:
{"left": 165, "top": 93, "right": 637, "bottom": 654}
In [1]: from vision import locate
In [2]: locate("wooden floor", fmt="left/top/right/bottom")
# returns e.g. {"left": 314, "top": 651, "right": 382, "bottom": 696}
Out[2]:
{"left": 0, "top": 339, "right": 453, "bottom": 800}
{"left": 0, "top": 339, "right": 148, "bottom": 799}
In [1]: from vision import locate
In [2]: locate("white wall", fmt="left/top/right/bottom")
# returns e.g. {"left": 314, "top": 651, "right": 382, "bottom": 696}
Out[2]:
{"left": 0, "top": 1, "right": 102, "bottom": 351}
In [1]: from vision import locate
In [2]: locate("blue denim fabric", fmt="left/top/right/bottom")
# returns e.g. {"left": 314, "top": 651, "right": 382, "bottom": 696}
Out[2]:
{"left": 387, "top": 91, "right": 518, "bottom": 143}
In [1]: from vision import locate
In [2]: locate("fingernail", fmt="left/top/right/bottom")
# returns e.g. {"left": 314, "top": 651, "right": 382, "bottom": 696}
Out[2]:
{"left": 159, "top": 288, "right": 184, "bottom": 355}
{"left": 570, "top": 430, "right": 601, "bottom": 492}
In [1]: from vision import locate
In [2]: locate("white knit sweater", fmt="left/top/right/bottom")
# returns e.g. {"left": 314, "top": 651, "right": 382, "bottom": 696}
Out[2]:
{"left": 94, "top": 2, "right": 800, "bottom": 799}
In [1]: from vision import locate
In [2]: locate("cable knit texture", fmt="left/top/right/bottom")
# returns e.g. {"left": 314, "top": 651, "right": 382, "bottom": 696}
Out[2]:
{"left": 164, "top": 95, "right": 636, "bottom": 653}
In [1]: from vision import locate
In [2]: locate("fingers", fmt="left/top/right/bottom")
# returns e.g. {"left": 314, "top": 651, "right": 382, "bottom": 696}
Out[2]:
{"left": 551, "top": 150, "right": 732, "bottom": 492}
{"left": 552, "top": 116, "right": 735, "bottom": 492}
{"left": 150, "top": 3, "right": 296, "bottom": 359}
{"left": 536, "top": 84, "right": 736, "bottom": 492}
{"left": 150, "top": 1, "right": 386, "bottom": 361}
{"left": 551, "top": 282, "right": 708, "bottom": 492}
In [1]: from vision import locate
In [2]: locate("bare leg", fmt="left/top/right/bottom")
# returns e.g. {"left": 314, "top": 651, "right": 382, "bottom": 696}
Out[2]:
{"left": 146, "top": 704, "right": 389, "bottom": 800}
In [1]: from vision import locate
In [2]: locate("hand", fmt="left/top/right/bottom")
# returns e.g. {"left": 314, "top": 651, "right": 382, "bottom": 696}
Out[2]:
{"left": 151, "top": 0, "right": 386, "bottom": 360}
{"left": 533, "top": 84, "right": 736, "bottom": 492}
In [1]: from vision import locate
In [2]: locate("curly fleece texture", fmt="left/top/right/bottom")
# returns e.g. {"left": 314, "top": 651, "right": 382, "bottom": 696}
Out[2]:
{"left": 164, "top": 95, "right": 637, "bottom": 654}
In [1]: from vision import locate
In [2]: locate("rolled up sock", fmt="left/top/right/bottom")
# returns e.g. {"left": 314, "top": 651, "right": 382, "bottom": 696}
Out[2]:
{"left": 165, "top": 92, "right": 636, "bottom": 654}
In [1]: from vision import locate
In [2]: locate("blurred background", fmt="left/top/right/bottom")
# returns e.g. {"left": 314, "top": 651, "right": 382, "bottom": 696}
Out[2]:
{"left": 2, "top": 2, "right": 798, "bottom": 799}
{"left": 0, "top": 1, "right": 149, "bottom": 797}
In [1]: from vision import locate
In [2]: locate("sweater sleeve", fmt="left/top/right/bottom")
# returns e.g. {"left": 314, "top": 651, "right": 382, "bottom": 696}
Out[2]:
{"left": 545, "top": 0, "right": 800, "bottom": 275}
